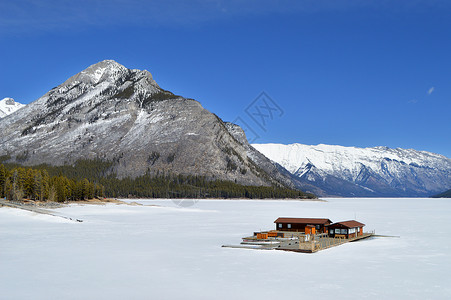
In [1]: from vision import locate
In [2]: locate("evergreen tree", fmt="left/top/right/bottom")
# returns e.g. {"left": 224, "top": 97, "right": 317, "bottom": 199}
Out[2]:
{"left": 4, "top": 178, "right": 13, "bottom": 200}
{"left": 41, "top": 170, "right": 50, "bottom": 200}
{"left": 24, "top": 168, "right": 35, "bottom": 199}
{"left": 33, "top": 171, "right": 43, "bottom": 201}
{"left": 0, "top": 164, "right": 7, "bottom": 198}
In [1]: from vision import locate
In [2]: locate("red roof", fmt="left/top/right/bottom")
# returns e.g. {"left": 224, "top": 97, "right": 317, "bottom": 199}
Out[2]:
{"left": 330, "top": 220, "right": 365, "bottom": 228}
{"left": 274, "top": 218, "right": 332, "bottom": 225}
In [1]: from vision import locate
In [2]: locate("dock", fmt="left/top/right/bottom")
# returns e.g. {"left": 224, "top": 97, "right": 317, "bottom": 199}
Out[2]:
{"left": 223, "top": 230, "right": 375, "bottom": 253}
{"left": 275, "top": 232, "right": 374, "bottom": 253}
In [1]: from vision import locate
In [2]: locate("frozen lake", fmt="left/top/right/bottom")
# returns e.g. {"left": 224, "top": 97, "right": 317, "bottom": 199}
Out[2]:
{"left": 1, "top": 198, "right": 450, "bottom": 299}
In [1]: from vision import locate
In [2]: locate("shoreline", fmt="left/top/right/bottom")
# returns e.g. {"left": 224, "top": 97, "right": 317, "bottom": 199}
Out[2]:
{"left": 0, "top": 197, "right": 326, "bottom": 209}
{"left": 0, "top": 198, "right": 142, "bottom": 209}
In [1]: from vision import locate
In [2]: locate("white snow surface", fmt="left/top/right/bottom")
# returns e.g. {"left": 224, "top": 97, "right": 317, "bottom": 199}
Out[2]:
{"left": 1, "top": 198, "right": 450, "bottom": 299}
{"left": 0, "top": 97, "right": 25, "bottom": 118}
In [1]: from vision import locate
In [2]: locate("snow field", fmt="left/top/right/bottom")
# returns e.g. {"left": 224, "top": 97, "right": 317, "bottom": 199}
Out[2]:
{"left": 1, "top": 198, "right": 450, "bottom": 299}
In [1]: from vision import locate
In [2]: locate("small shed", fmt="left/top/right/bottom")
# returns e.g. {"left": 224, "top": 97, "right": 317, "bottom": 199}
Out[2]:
{"left": 327, "top": 220, "right": 365, "bottom": 239}
{"left": 274, "top": 218, "right": 332, "bottom": 233}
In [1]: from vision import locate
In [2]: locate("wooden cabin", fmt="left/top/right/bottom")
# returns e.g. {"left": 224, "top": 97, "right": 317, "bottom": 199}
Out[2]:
{"left": 274, "top": 218, "right": 332, "bottom": 234}
{"left": 327, "top": 220, "right": 365, "bottom": 239}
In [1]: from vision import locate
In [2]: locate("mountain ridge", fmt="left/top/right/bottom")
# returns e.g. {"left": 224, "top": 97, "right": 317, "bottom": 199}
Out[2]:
{"left": 252, "top": 143, "right": 451, "bottom": 197}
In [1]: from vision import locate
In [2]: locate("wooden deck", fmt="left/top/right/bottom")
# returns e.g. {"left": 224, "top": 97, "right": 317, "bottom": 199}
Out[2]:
{"left": 223, "top": 230, "right": 375, "bottom": 253}
{"left": 225, "top": 231, "right": 374, "bottom": 253}
{"left": 276, "top": 232, "right": 374, "bottom": 253}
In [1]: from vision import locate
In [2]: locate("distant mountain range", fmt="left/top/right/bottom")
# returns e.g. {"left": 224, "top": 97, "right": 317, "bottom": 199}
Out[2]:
{"left": 252, "top": 143, "right": 451, "bottom": 197}
{"left": 0, "top": 60, "right": 300, "bottom": 190}
{"left": 0, "top": 98, "right": 25, "bottom": 118}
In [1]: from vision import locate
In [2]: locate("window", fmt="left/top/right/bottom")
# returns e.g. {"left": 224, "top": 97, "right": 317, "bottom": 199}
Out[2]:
{"left": 316, "top": 225, "right": 320, "bottom": 230}
{"left": 341, "top": 229, "right": 347, "bottom": 234}
{"left": 278, "top": 223, "right": 282, "bottom": 229}
{"left": 330, "top": 229, "right": 333, "bottom": 235}
{"left": 335, "top": 228, "right": 340, "bottom": 234}
{"left": 287, "top": 224, "right": 291, "bottom": 229}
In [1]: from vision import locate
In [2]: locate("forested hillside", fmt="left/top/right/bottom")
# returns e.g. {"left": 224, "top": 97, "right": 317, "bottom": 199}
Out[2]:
{"left": 0, "top": 164, "right": 104, "bottom": 202}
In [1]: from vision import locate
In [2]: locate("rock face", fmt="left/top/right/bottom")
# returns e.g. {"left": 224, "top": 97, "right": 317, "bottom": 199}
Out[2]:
{"left": 252, "top": 143, "right": 451, "bottom": 197}
{"left": 0, "top": 60, "right": 298, "bottom": 188}
{"left": 0, "top": 98, "right": 25, "bottom": 118}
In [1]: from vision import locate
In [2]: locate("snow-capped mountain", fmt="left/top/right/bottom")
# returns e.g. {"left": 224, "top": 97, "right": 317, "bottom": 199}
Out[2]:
{"left": 0, "top": 60, "right": 299, "bottom": 189}
{"left": 0, "top": 98, "right": 25, "bottom": 118}
{"left": 252, "top": 143, "right": 451, "bottom": 197}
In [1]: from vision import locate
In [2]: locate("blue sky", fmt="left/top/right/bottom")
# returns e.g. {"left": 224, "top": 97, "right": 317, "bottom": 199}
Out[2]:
{"left": 1, "top": 0, "right": 450, "bottom": 157}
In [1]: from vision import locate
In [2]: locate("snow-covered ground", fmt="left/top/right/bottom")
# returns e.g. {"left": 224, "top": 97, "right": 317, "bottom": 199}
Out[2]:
{"left": 1, "top": 198, "right": 450, "bottom": 299}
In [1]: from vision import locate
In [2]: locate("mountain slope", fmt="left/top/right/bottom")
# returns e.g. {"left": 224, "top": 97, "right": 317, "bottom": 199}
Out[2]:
{"left": 252, "top": 143, "right": 451, "bottom": 197}
{"left": 224, "top": 122, "right": 307, "bottom": 190}
{"left": 0, "top": 98, "right": 25, "bottom": 118}
{"left": 432, "top": 189, "right": 451, "bottom": 198}
{"left": 0, "top": 60, "right": 297, "bottom": 189}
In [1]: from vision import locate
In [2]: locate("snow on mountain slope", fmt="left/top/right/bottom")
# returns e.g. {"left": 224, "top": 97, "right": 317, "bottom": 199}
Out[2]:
{"left": 0, "top": 98, "right": 25, "bottom": 118}
{"left": 252, "top": 143, "right": 451, "bottom": 197}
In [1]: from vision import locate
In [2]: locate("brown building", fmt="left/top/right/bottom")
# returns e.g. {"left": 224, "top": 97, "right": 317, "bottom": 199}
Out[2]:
{"left": 327, "top": 220, "right": 365, "bottom": 239}
{"left": 274, "top": 218, "right": 332, "bottom": 234}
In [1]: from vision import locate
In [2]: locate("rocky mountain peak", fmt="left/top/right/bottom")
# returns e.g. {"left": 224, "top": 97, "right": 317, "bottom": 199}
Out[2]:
{"left": 61, "top": 59, "right": 157, "bottom": 88}
{"left": 63, "top": 60, "right": 125, "bottom": 85}
{"left": 25, "top": 60, "right": 168, "bottom": 131}
{"left": 3, "top": 97, "right": 15, "bottom": 105}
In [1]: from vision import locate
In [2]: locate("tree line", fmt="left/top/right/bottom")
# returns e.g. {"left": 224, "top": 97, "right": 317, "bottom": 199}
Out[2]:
{"left": 98, "top": 173, "right": 314, "bottom": 199}
{"left": 0, "top": 164, "right": 104, "bottom": 202}
{"left": 0, "top": 159, "right": 315, "bottom": 200}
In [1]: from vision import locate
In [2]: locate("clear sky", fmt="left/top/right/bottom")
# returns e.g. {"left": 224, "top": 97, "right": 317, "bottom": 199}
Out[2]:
{"left": 1, "top": 0, "right": 450, "bottom": 157}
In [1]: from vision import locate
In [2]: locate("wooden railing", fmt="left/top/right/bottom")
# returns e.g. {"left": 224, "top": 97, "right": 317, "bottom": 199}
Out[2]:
{"left": 297, "top": 231, "right": 375, "bottom": 252}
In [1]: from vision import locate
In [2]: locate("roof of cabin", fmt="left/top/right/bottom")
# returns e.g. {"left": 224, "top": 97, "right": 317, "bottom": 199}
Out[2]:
{"left": 329, "top": 220, "right": 365, "bottom": 228}
{"left": 274, "top": 218, "right": 332, "bottom": 225}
